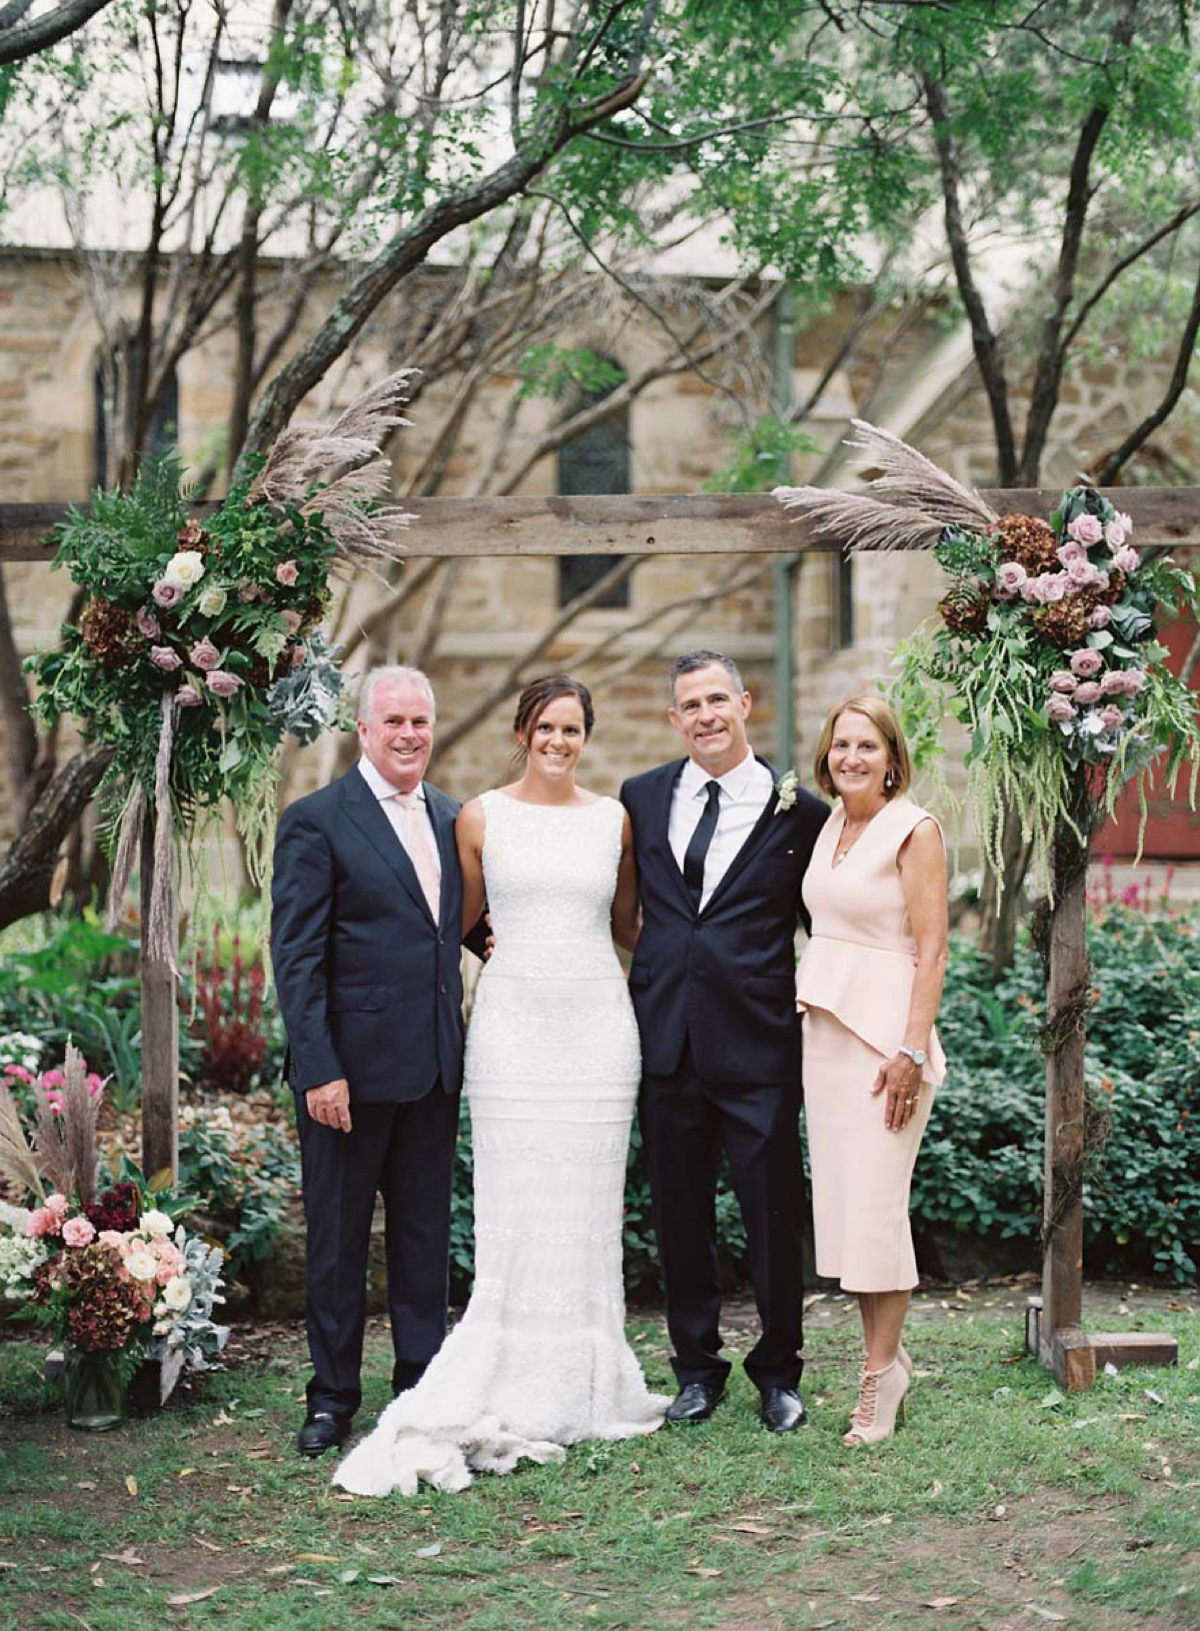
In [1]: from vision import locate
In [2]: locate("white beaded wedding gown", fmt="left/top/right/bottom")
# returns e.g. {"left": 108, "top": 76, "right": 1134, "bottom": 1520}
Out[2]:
{"left": 334, "top": 790, "right": 667, "bottom": 1497}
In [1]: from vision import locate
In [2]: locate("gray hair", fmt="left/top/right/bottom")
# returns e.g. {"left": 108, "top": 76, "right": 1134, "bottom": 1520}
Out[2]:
{"left": 356, "top": 664, "right": 437, "bottom": 723}
{"left": 669, "top": 650, "right": 745, "bottom": 700}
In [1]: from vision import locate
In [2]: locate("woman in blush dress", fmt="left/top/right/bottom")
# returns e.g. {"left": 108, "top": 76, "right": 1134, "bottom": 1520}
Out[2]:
{"left": 334, "top": 675, "right": 667, "bottom": 1496}
{"left": 795, "top": 695, "right": 948, "bottom": 1445}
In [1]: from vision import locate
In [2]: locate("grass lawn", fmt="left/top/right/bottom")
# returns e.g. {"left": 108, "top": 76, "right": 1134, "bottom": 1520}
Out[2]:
{"left": 0, "top": 1289, "right": 1196, "bottom": 1631}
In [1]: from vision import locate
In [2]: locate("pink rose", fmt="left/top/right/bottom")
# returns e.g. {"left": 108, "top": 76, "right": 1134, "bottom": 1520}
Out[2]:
{"left": 1099, "top": 705, "right": 1124, "bottom": 731}
{"left": 152, "top": 578, "right": 184, "bottom": 609}
{"left": 1090, "top": 606, "right": 1113, "bottom": 630}
{"left": 1069, "top": 648, "right": 1104, "bottom": 678}
{"left": 1066, "top": 557, "right": 1101, "bottom": 589}
{"left": 1067, "top": 514, "right": 1104, "bottom": 545}
{"left": 1047, "top": 696, "right": 1077, "bottom": 722}
{"left": 24, "top": 1207, "right": 55, "bottom": 1238}
{"left": 150, "top": 645, "right": 182, "bottom": 671}
{"left": 280, "top": 610, "right": 303, "bottom": 633}
{"left": 1074, "top": 681, "right": 1102, "bottom": 705}
{"left": 206, "top": 669, "right": 244, "bottom": 699}
{"left": 1033, "top": 572, "right": 1068, "bottom": 604}
{"left": 994, "top": 561, "right": 1027, "bottom": 597}
{"left": 1100, "top": 669, "right": 1127, "bottom": 696}
{"left": 1122, "top": 667, "right": 1147, "bottom": 696}
{"left": 238, "top": 580, "right": 262, "bottom": 603}
{"left": 1104, "top": 520, "right": 1127, "bottom": 549}
{"left": 98, "top": 1229, "right": 126, "bottom": 1251}
{"left": 62, "top": 1216, "right": 96, "bottom": 1248}
{"left": 1057, "top": 541, "right": 1086, "bottom": 566}
{"left": 1049, "top": 670, "right": 1077, "bottom": 694}
{"left": 176, "top": 684, "right": 204, "bottom": 708}
{"left": 189, "top": 638, "right": 221, "bottom": 671}
{"left": 136, "top": 606, "right": 161, "bottom": 639}
{"left": 46, "top": 1193, "right": 68, "bottom": 1219}
{"left": 1020, "top": 578, "right": 1039, "bottom": 603}
{"left": 1113, "top": 546, "right": 1139, "bottom": 574}
{"left": 275, "top": 559, "right": 299, "bottom": 587}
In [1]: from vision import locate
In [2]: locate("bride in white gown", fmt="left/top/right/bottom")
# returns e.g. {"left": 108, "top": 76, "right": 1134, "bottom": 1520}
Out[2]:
{"left": 335, "top": 675, "right": 667, "bottom": 1496}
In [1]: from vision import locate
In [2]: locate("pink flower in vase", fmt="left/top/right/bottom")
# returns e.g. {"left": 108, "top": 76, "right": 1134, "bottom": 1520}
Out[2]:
{"left": 152, "top": 578, "right": 184, "bottom": 609}
{"left": 62, "top": 1216, "right": 96, "bottom": 1248}
{"left": 1090, "top": 605, "right": 1112, "bottom": 630}
{"left": 150, "top": 645, "right": 182, "bottom": 672}
{"left": 1057, "top": 540, "right": 1086, "bottom": 567}
{"left": 1069, "top": 648, "right": 1104, "bottom": 679}
{"left": 189, "top": 637, "right": 221, "bottom": 671}
{"left": 1067, "top": 514, "right": 1104, "bottom": 545}
{"left": 1112, "top": 545, "right": 1139, "bottom": 574}
{"left": 1047, "top": 695, "right": 1077, "bottom": 722}
{"left": 1074, "top": 681, "right": 1102, "bottom": 705}
{"left": 136, "top": 606, "right": 161, "bottom": 639}
{"left": 1066, "top": 557, "right": 1101, "bottom": 590}
{"left": 1049, "top": 671, "right": 1078, "bottom": 694}
{"left": 1032, "top": 573, "right": 1068, "bottom": 604}
{"left": 1106, "top": 511, "right": 1133, "bottom": 547}
{"left": 206, "top": 669, "right": 244, "bottom": 699}
{"left": 275, "top": 559, "right": 299, "bottom": 587}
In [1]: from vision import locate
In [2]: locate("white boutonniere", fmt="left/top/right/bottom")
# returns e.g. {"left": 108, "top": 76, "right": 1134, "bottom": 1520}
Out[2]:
{"left": 774, "top": 768, "right": 799, "bottom": 814}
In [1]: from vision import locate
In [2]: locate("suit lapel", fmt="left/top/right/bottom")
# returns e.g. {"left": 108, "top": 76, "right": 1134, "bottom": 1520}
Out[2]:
{"left": 340, "top": 765, "right": 435, "bottom": 928}
{"left": 426, "top": 785, "right": 458, "bottom": 931}
{"left": 699, "top": 754, "right": 779, "bottom": 918}
{"left": 652, "top": 759, "right": 695, "bottom": 914}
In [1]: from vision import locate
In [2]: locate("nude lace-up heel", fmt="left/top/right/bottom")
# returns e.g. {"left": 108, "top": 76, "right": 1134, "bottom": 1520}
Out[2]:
{"left": 843, "top": 1358, "right": 909, "bottom": 1446}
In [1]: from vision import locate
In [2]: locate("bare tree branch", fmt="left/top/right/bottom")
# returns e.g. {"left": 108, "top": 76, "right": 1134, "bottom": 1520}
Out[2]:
{"left": 0, "top": 0, "right": 114, "bottom": 65}
{"left": 1095, "top": 255, "right": 1200, "bottom": 485}
{"left": 0, "top": 744, "right": 114, "bottom": 929}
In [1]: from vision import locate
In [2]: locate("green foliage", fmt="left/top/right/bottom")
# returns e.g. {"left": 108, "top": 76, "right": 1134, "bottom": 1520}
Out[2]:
{"left": 177, "top": 1112, "right": 299, "bottom": 1282}
{"left": 516, "top": 346, "right": 626, "bottom": 402}
{"left": 923, "top": 905, "right": 1200, "bottom": 1281}
{"left": 706, "top": 416, "right": 821, "bottom": 493}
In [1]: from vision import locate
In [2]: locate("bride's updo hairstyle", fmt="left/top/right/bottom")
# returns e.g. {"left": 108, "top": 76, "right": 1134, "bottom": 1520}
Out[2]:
{"left": 512, "top": 674, "right": 595, "bottom": 761}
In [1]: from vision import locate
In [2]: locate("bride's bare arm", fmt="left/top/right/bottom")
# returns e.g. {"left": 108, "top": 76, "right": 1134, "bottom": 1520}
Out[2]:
{"left": 611, "top": 811, "right": 641, "bottom": 952}
{"left": 456, "top": 799, "right": 487, "bottom": 938}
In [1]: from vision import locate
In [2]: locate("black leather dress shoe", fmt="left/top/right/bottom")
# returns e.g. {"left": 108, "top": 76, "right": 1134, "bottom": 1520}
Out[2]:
{"left": 759, "top": 1386, "right": 806, "bottom": 1433}
{"left": 665, "top": 1381, "right": 725, "bottom": 1424}
{"left": 297, "top": 1411, "right": 351, "bottom": 1457}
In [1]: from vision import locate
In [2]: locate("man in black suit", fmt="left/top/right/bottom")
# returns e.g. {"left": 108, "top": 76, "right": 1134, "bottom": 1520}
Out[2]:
{"left": 271, "top": 665, "right": 476, "bottom": 1457}
{"left": 621, "top": 651, "right": 826, "bottom": 1433}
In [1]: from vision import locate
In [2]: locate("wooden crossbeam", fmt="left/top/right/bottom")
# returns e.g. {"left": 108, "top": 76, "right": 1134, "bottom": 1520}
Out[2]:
{"left": 1, "top": 487, "right": 1198, "bottom": 561}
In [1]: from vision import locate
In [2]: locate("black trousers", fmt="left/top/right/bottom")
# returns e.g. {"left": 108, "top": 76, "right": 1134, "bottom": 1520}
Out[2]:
{"left": 639, "top": 1048, "right": 804, "bottom": 1392}
{"left": 296, "top": 1087, "right": 460, "bottom": 1418}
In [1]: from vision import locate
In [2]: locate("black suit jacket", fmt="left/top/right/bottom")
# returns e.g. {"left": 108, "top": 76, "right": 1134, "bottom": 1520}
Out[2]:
{"left": 270, "top": 764, "right": 470, "bottom": 1103}
{"left": 621, "top": 756, "right": 827, "bottom": 1083}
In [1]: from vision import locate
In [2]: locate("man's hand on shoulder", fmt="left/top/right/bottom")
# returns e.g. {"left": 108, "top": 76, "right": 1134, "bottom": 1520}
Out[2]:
{"left": 306, "top": 1078, "right": 352, "bottom": 1133}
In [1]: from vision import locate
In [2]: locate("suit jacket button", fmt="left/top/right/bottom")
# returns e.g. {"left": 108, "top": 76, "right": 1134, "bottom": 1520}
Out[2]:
{"left": 440, "top": 982, "right": 448, "bottom": 994}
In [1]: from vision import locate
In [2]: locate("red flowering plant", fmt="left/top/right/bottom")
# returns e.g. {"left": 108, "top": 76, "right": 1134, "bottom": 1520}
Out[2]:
{"left": 0, "top": 1045, "right": 227, "bottom": 1401}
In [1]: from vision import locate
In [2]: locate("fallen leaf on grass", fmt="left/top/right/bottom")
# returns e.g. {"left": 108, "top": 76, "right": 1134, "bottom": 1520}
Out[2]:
{"left": 100, "top": 1551, "right": 145, "bottom": 1567}
{"left": 415, "top": 1544, "right": 442, "bottom": 1559}
{"left": 724, "top": 1522, "right": 773, "bottom": 1536}
{"left": 166, "top": 1587, "right": 221, "bottom": 1606}
{"left": 850, "top": 1592, "right": 881, "bottom": 1602}
{"left": 923, "top": 1597, "right": 960, "bottom": 1610}
{"left": 75, "top": 1480, "right": 97, "bottom": 1491}
{"left": 338, "top": 1569, "right": 360, "bottom": 1584}
{"left": 192, "top": 1538, "right": 222, "bottom": 1553}
{"left": 684, "top": 1567, "right": 722, "bottom": 1578}
{"left": 294, "top": 1553, "right": 341, "bottom": 1564}
{"left": 124, "top": 1477, "right": 138, "bottom": 1497}
{"left": 1038, "top": 1389, "right": 1065, "bottom": 1410}
{"left": 264, "top": 1565, "right": 295, "bottom": 1576}
{"left": 177, "top": 1468, "right": 196, "bottom": 1479}
{"left": 1025, "top": 1608, "right": 1067, "bottom": 1622}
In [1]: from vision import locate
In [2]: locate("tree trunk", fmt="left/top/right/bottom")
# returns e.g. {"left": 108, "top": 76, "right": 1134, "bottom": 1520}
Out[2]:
{"left": 140, "top": 814, "right": 179, "bottom": 1183}
{"left": 977, "top": 804, "right": 1035, "bottom": 979}
{"left": 0, "top": 743, "right": 114, "bottom": 928}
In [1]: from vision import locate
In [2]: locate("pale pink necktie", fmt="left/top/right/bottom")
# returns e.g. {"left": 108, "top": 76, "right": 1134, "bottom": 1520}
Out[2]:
{"left": 394, "top": 792, "right": 441, "bottom": 920}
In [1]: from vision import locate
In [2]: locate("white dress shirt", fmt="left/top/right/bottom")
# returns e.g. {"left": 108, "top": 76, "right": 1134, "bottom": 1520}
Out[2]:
{"left": 357, "top": 755, "right": 442, "bottom": 888}
{"left": 668, "top": 747, "right": 774, "bottom": 909}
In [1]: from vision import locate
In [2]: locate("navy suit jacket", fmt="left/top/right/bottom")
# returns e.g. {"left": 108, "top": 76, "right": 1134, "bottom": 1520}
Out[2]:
{"left": 270, "top": 764, "right": 470, "bottom": 1103}
{"left": 621, "top": 756, "right": 827, "bottom": 1084}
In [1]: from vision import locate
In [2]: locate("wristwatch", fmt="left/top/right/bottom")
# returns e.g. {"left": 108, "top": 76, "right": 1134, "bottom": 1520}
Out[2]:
{"left": 899, "top": 1045, "right": 927, "bottom": 1068}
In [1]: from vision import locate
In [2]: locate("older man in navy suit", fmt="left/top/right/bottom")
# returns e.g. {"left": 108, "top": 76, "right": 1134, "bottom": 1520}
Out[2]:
{"left": 271, "top": 665, "right": 477, "bottom": 1457}
{"left": 621, "top": 651, "right": 827, "bottom": 1433}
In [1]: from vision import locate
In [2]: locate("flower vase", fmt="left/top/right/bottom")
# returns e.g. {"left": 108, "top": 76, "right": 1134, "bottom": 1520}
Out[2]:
{"left": 63, "top": 1347, "right": 125, "bottom": 1431}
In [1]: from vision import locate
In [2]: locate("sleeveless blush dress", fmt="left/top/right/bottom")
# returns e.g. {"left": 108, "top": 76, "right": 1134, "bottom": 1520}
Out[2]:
{"left": 796, "top": 796, "right": 946, "bottom": 1293}
{"left": 334, "top": 790, "right": 667, "bottom": 1497}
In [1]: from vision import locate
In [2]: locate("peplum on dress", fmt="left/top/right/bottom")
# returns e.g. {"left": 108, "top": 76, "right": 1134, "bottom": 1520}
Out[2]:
{"left": 795, "top": 795, "right": 946, "bottom": 1293}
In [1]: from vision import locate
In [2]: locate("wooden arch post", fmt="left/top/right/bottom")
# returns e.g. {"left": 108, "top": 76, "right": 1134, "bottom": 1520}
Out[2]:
{"left": 2, "top": 486, "right": 1197, "bottom": 1375}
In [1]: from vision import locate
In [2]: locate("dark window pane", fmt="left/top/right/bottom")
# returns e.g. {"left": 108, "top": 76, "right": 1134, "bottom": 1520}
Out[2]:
{"left": 557, "top": 370, "right": 630, "bottom": 607}
{"left": 835, "top": 552, "right": 854, "bottom": 648}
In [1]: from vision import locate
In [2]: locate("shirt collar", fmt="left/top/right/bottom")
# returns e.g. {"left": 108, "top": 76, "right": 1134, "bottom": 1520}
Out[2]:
{"left": 680, "top": 746, "right": 757, "bottom": 800}
{"left": 358, "top": 755, "right": 425, "bottom": 805}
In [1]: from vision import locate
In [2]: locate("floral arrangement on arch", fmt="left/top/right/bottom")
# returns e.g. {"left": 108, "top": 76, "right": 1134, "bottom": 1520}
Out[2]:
{"left": 26, "top": 372, "right": 417, "bottom": 960}
{"left": 0, "top": 1044, "right": 226, "bottom": 1403}
{"left": 775, "top": 422, "right": 1200, "bottom": 880}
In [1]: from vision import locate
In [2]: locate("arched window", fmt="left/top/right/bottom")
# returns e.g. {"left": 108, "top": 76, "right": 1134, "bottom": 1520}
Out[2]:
{"left": 93, "top": 356, "right": 180, "bottom": 488}
{"left": 557, "top": 368, "right": 630, "bottom": 607}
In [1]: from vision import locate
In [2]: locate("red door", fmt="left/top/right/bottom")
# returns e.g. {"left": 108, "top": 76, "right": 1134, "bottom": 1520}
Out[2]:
{"left": 1094, "top": 607, "right": 1200, "bottom": 859}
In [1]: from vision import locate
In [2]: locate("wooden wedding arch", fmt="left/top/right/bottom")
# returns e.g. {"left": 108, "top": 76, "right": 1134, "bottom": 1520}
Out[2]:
{"left": 2, "top": 483, "right": 1198, "bottom": 1390}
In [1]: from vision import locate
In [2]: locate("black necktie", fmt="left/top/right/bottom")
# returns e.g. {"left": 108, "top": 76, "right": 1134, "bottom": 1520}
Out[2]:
{"left": 683, "top": 779, "right": 722, "bottom": 909}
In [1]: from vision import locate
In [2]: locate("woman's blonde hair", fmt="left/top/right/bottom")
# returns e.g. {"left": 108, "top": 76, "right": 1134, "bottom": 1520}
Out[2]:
{"left": 813, "top": 693, "right": 912, "bottom": 799}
